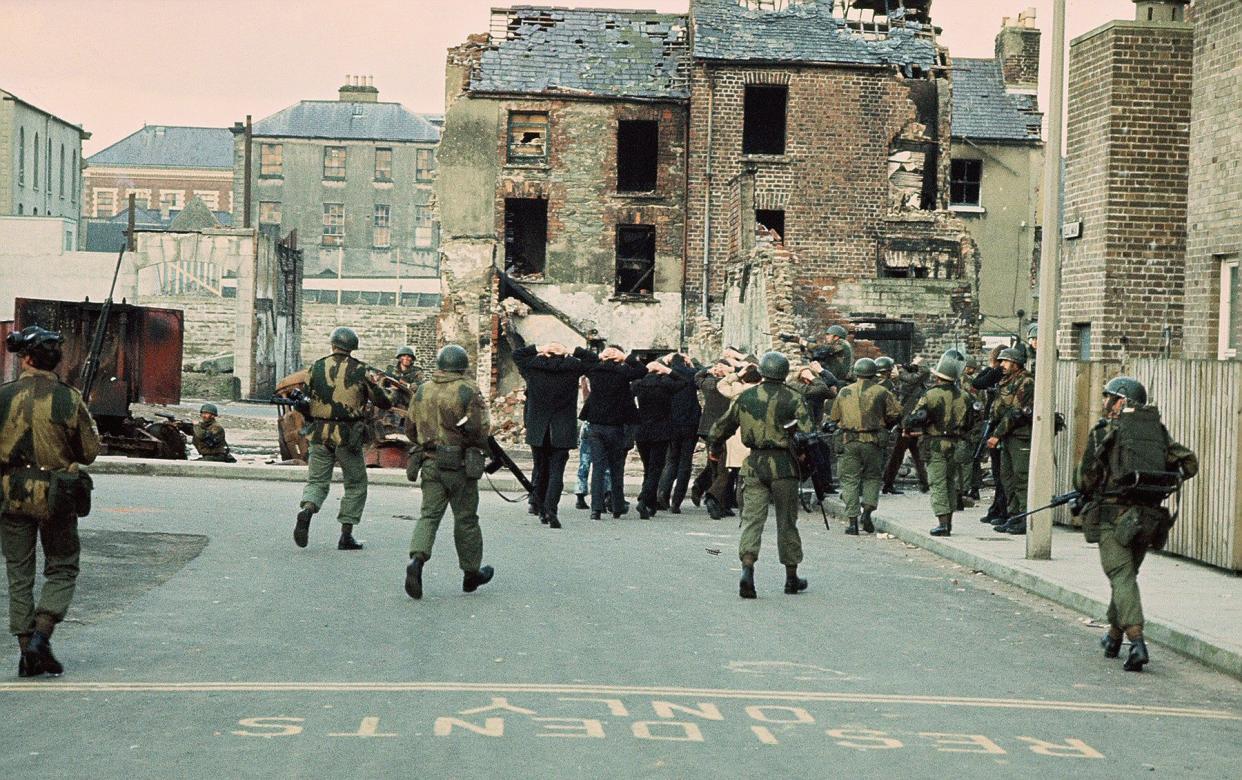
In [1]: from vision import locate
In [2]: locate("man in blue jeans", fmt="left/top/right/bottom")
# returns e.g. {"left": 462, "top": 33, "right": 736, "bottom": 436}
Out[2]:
{"left": 576, "top": 345, "right": 647, "bottom": 519}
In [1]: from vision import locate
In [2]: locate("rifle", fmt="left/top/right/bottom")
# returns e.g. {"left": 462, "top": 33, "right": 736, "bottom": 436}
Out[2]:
{"left": 972, "top": 418, "right": 994, "bottom": 462}
{"left": 79, "top": 239, "right": 128, "bottom": 400}
{"left": 269, "top": 388, "right": 311, "bottom": 417}
{"left": 790, "top": 423, "right": 836, "bottom": 530}
{"left": 367, "top": 366, "right": 414, "bottom": 395}
{"left": 1005, "top": 490, "right": 1083, "bottom": 524}
{"left": 484, "top": 435, "right": 533, "bottom": 494}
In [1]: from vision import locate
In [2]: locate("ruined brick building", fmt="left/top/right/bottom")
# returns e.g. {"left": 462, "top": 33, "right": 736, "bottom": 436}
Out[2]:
{"left": 438, "top": 0, "right": 988, "bottom": 390}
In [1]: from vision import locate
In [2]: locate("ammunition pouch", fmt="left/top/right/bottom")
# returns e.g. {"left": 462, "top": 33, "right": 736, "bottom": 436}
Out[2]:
{"left": 463, "top": 447, "right": 486, "bottom": 480}
{"left": 434, "top": 445, "right": 464, "bottom": 471}
{"left": 1113, "top": 504, "right": 1171, "bottom": 549}
{"left": 1, "top": 467, "right": 92, "bottom": 520}
{"left": 1080, "top": 507, "right": 1101, "bottom": 544}
{"left": 51, "top": 470, "right": 93, "bottom": 518}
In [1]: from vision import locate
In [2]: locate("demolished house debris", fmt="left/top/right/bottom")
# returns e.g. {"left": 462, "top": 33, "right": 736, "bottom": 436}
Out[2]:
{"left": 437, "top": 0, "right": 985, "bottom": 394}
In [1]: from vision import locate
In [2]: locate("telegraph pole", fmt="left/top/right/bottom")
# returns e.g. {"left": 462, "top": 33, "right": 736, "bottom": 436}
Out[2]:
{"left": 1027, "top": 0, "right": 1067, "bottom": 560}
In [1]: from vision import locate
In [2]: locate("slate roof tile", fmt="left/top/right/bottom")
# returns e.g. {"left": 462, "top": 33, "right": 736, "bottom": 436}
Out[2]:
{"left": 951, "top": 57, "right": 1043, "bottom": 142}
{"left": 253, "top": 101, "right": 441, "bottom": 143}
{"left": 87, "top": 125, "right": 234, "bottom": 169}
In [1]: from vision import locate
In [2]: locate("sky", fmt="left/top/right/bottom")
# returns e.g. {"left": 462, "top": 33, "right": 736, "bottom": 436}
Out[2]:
{"left": 0, "top": 0, "right": 1138, "bottom": 156}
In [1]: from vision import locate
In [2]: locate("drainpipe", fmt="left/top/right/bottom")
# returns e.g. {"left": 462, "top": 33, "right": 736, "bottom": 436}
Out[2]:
{"left": 242, "top": 115, "right": 252, "bottom": 228}
{"left": 701, "top": 69, "right": 715, "bottom": 320}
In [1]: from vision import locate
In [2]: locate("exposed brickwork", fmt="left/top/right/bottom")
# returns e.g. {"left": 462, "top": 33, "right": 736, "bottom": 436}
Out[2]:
{"left": 84, "top": 168, "right": 233, "bottom": 218}
{"left": 1184, "top": 0, "right": 1242, "bottom": 359}
{"left": 995, "top": 23, "right": 1041, "bottom": 88}
{"left": 1059, "top": 21, "right": 1193, "bottom": 359}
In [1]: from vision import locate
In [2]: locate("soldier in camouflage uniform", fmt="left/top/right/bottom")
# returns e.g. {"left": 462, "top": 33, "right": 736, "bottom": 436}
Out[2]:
{"left": 875, "top": 356, "right": 896, "bottom": 393}
{"left": 404, "top": 345, "right": 494, "bottom": 600}
{"left": 293, "top": 327, "right": 393, "bottom": 551}
{"left": 830, "top": 358, "right": 902, "bottom": 535}
{"left": 988, "top": 347, "right": 1035, "bottom": 534}
{"left": 709, "top": 352, "right": 813, "bottom": 599}
{"left": 814, "top": 324, "right": 854, "bottom": 385}
{"left": 0, "top": 326, "right": 100, "bottom": 677}
{"left": 177, "top": 403, "right": 236, "bottom": 463}
{"left": 907, "top": 355, "right": 970, "bottom": 537}
{"left": 956, "top": 358, "right": 984, "bottom": 507}
{"left": 388, "top": 346, "right": 424, "bottom": 387}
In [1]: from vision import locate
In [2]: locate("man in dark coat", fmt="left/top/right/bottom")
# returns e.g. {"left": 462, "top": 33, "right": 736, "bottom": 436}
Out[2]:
{"left": 577, "top": 345, "right": 647, "bottom": 519}
{"left": 632, "top": 360, "right": 688, "bottom": 519}
{"left": 512, "top": 339, "right": 587, "bottom": 529}
{"left": 656, "top": 354, "right": 701, "bottom": 513}
{"left": 691, "top": 359, "right": 732, "bottom": 508}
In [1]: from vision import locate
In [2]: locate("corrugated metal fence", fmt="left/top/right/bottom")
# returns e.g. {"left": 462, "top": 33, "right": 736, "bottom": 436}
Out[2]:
{"left": 1052, "top": 359, "right": 1242, "bottom": 571}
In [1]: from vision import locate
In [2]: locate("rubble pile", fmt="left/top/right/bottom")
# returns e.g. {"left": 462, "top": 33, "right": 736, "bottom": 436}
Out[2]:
{"left": 488, "top": 388, "right": 527, "bottom": 446}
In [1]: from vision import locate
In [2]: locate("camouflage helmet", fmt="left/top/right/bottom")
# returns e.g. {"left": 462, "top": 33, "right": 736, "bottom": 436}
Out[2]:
{"left": 931, "top": 354, "right": 963, "bottom": 382}
{"left": 826, "top": 324, "right": 849, "bottom": 339}
{"left": 758, "top": 351, "right": 790, "bottom": 381}
{"left": 965, "top": 357, "right": 981, "bottom": 372}
{"left": 1103, "top": 376, "right": 1147, "bottom": 406}
{"left": 1027, "top": 322, "right": 1039, "bottom": 339}
{"left": 330, "top": 326, "right": 359, "bottom": 353}
{"left": 394, "top": 345, "right": 416, "bottom": 359}
{"left": 998, "top": 347, "right": 1026, "bottom": 366}
{"left": 200, "top": 403, "right": 219, "bottom": 416}
{"left": 436, "top": 344, "right": 470, "bottom": 372}
{"left": 874, "top": 356, "right": 896, "bottom": 373}
{"left": 853, "top": 357, "right": 878, "bottom": 378}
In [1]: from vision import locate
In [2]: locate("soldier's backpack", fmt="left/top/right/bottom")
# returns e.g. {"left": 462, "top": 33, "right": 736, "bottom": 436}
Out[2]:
{"left": 1104, "top": 406, "right": 1179, "bottom": 503}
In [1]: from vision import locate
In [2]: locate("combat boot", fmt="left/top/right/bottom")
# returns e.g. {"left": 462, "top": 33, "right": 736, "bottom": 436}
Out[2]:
{"left": 463, "top": 565, "right": 495, "bottom": 593}
{"left": 739, "top": 564, "right": 757, "bottom": 599}
{"left": 27, "top": 627, "right": 63, "bottom": 677}
{"left": 1100, "top": 631, "right": 1123, "bottom": 659}
{"left": 17, "top": 634, "right": 42, "bottom": 678}
{"left": 783, "top": 565, "right": 808, "bottom": 594}
{"left": 293, "top": 503, "right": 314, "bottom": 548}
{"left": 404, "top": 557, "right": 425, "bottom": 600}
{"left": 845, "top": 516, "right": 860, "bottom": 535}
{"left": 929, "top": 514, "right": 952, "bottom": 537}
{"left": 1002, "top": 520, "right": 1027, "bottom": 535}
{"left": 337, "top": 524, "right": 364, "bottom": 550}
{"left": 575, "top": 494, "right": 588, "bottom": 510}
{"left": 704, "top": 495, "right": 723, "bottom": 520}
{"left": 860, "top": 506, "right": 875, "bottom": 534}
{"left": 1123, "top": 637, "right": 1150, "bottom": 672}
{"left": 882, "top": 484, "right": 903, "bottom": 495}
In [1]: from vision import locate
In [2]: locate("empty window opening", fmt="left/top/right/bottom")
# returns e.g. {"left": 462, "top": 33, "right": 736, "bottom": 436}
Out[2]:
{"left": 1072, "top": 323, "right": 1092, "bottom": 361}
{"left": 743, "top": 85, "right": 787, "bottom": 155}
{"left": 615, "top": 224, "right": 656, "bottom": 296}
{"left": 504, "top": 198, "right": 548, "bottom": 276}
{"left": 950, "top": 159, "right": 982, "bottom": 206}
{"left": 755, "top": 209, "right": 785, "bottom": 241}
{"left": 617, "top": 120, "right": 659, "bottom": 192}
{"left": 508, "top": 112, "right": 549, "bottom": 163}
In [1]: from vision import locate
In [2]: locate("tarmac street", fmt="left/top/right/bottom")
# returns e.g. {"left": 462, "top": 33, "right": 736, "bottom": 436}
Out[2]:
{"left": 2, "top": 474, "right": 1241, "bottom": 778}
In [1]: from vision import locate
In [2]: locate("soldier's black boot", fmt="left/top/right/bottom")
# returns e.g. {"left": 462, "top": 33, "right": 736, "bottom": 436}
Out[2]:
{"left": 1100, "top": 631, "right": 1123, "bottom": 659}
{"left": 704, "top": 495, "right": 723, "bottom": 520}
{"left": 28, "top": 624, "right": 62, "bottom": 677}
{"left": 845, "top": 516, "right": 860, "bottom": 535}
{"left": 17, "top": 634, "right": 42, "bottom": 678}
{"left": 293, "top": 503, "right": 314, "bottom": 548}
{"left": 1123, "top": 636, "right": 1149, "bottom": 672}
{"left": 1003, "top": 519, "right": 1027, "bottom": 535}
{"left": 463, "top": 565, "right": 495, "bottom": 593}
{"left": 404, "top": 556, "right": 425, "bottom": 600}
{"left": 783, "top": 565, "right": 808, "bottom": 594}
{"left": 739, "top": 562, "right": 757, "bottom": 599}
{"left": 337, "top": 524, "right": 364, "bottom": 550}
{"left": 860, "top": 506, "right": 875, "bottom": 534}
{"left": 929, "top": 514, "right": 952, "bottom": 537}
{"left": 575, "top": 494, "right": 588, "bottom": 510}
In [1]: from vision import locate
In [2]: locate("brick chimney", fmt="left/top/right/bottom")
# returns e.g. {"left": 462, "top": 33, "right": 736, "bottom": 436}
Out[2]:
{"left": 1133, "top": 1, "right": 1188, "bottom": 23}
{"left": 994, "top": 8, "right": 1040, "bottom": 92}
{"left": 339, "top": 74, "right": 379, "bottom": 103}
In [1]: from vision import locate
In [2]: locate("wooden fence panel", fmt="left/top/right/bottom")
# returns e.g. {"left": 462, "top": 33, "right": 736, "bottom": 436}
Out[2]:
{"left": 1053, "top": 359, "right": 1242, "bottom": 571}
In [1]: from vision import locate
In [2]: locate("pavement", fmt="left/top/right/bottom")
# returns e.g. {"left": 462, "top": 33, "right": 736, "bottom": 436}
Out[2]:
{"left": 823, "top": 491, "right": 1242, "bottom": 681}
{"left": 2, "top": 473, "right": 1241, "bottom": 777}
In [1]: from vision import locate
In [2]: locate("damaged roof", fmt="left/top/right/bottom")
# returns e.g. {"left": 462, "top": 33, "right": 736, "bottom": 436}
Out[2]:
{"left": 470, "top": 7, "right": 690, "bottom": 99}
{"left": 692, "top": 0, "right": 937, "bottom": 69}
{"left": 951, "top": 58, "right": 1042, "bottom": 142}
{"left": 253, "top": 101, "right": 441, "bottom": 142}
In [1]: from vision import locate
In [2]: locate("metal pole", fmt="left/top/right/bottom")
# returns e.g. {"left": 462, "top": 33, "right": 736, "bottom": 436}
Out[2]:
{"left": 243, "top": 115, "right": 253, "bottom": 228}
{"left": 1027, "top": 0, "right": 1067, "bottom": 560}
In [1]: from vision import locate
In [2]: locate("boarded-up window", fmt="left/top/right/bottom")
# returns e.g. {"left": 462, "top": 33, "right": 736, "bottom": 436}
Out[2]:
{"left": 616, "top": 224, "right": 656, "bottom": 296}
{"left": 323, "top": 203, "right": 344, "bottom": 246}
{"left": 259, "top": 201, "right": 281, "bottom": 225}
{"left": 416, "top": 148, "right": 435, "bottom": 181}
{"left": 507, "top": 112, "right": 549, "bottom": 163}
{"left": 323, "top": 146, "right": 347, "bottom": 179}
{"left": 375, "top": 148, "right": 393, "bottom": 180}
{"left": 743, "top": 86, "right": 787, "bottom": 155}
{"left": 617, "top": 120, "right": 658, "bottom": 192}
{"left": 373, "top": 204, "right": 391, "bottom": 248}
{"left": 260, "top": 143, "right": 283, "bottom": 177}
{"left": 414, "top": 205, "right": 435, "bottom": 249}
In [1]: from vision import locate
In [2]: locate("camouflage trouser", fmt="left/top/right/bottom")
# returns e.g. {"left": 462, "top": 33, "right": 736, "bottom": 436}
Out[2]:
{"left": 839, "top": 440, "right": 886, "bottom": 519}
{"left": 738, "top": 474, "right": 802, "bottom": 566}
{"left": 1, "top": 513, "right": 79, "bottom": 636}
{"left": 302, "top": 441, "right": 368, "bottom": 525}
{"left": 953, "top": 438, "right": 974, "bottom": 500}
{"left": 920, "top": 437, "right": 959, "bottom": 517}
{"left": 1000, "top": 436, "right": 1031, "bottom": 517}
{"left": 1098, "top": 508, "right": 1148, "bottom": 630}
{"left": 410, "top": 461, "right": 483, "bottom": 572}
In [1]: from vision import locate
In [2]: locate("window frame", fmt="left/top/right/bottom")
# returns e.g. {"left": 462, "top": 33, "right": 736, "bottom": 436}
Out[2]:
{"left": 742, "top": 85, "right": 788, "bottom": 156}
{"left": 372, "top": 204, "right": 392, "bottom": 249}
{"left": 1220, "top": 255, "right": 1240, "bottom": 360}
{"left": 33, "top": 131, "right": 39, "bottom": 190}
{"left": 259, "top": 143, "right": 283, "bottom": 178}
{"left": 128, "top": 188, "right": 152, "bottom": 209}
{"left": 374, "top": 147, "right": 393, "bottom": 181}
{"left": 507, "top": 111, "right": 550, "bottom": 164}
{"left": 415, "top": 148, "right": 435, "bottom": 182}
{"left": 258, "top": 200, "right": 282, "bottom": 226}
{"left": 949, "top": 158, "right": 984, "bottom": 208}
{"left": 159, "top": 190, "right": 184, "bottom": 211}
{"left": 614, "top": 224, "right": 657, "bottom": 297}
{"left": 94, "top": 188, "right": 117, "bottom": 218}
{"left": 413, "top": 204, "right": 434, "bottom": 249}
{"left": 616, "top": 119, "right": 660, "bottom": 193}
{"left": 322, "top": 202, "right": 345, "bottom": 246}
{"left": 323, "top": 146, "right": 347, "bottom": 180}
{"left": 58, "top": 144, "right": 65, "bottom": 198}
{"left": 17, "top": 127, "right": 24, "bottom": 187}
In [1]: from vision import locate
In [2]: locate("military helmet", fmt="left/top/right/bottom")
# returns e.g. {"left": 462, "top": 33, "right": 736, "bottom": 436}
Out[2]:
{"left": 395, "top": 345, "right": 416, "bottom": 359}
{"left": 942, "top": 348, "right": 965, "bottom": 362}
{"left": 5, "top": 326, "right": 64, "bottom": 369}
{"left": 931, "top": 354, "right": 963, "bottom": 382}
{"left": 1028, "top": 322, "right": 1039, "bottom": 339}
{"left": 998, "top": 347, "right": 1026, "bottom": 366}
{"left": 436, "top": 344, "right": 470, "bottom": 372}
{"left": 1103, "top": 376, "right": 1147, "bottom": 406}
{"left": 758, "top": 351, "right": 790, "bottom": 381}
{"left": 826, "top": 324, "right": 849, "bottom": 339}
{"left": 200, "top": 403, "right": 219, "bottom": 416}
{"left": 965, "top": 357, "right": 980, "bottom": 371}
{"left": 853, "top": 357, "right": 878, "bottom": 378}
{"left": 330, "top": 326, "right": 359, "bottom": 353}
{"left": 874, "top": 356, "right": 895, "bottom": 372}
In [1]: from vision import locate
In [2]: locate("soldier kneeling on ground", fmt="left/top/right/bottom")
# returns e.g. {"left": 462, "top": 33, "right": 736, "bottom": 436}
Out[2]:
{"left": 178, "top": 403, "right": 236, "bottom": 462}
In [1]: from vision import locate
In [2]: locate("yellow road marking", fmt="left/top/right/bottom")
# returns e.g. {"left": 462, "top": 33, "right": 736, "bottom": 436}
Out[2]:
{"left": 0, "top": 681, "right": 1237, "bottom": 720}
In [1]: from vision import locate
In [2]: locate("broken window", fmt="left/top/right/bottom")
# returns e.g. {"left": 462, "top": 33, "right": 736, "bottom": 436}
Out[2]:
{"left": 322, "top": 203, "right": 344, "bottom": 246}
{"left": 260, "top": 143, "right": 283, "bottom": 177}
{"left": 507, "top": 112, "right": 549, "bottom": 163}
{"left": 615, "top": 224, "right": 656, "bottom": 296}
{"left": 323, "top": 146, "right": 347, "bottom": 179}
{"left": 743, "top": 85, "right": 787, "bottom": 155}
{"left": 503, "top": 198, "right": 548, "bottom": 275}
{"left": 756, "top": 209, "right": 785, "bottom": 241}
{"left": 617, "top": 120, "right": 659, "bottom": 192}
{"left": 950, "top": 159, "right": 982, "bottom": 207}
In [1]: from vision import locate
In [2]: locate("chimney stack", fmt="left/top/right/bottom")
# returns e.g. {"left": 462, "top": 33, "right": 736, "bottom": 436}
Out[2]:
{"left": 995, "top": 8, "right": 1040, "bottom": 92}
{"left": 1133, "top": 1, "right": 1189, "bottom": 23}
{"left": 339, "top": 74, "right": 379, "bottom": 103}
